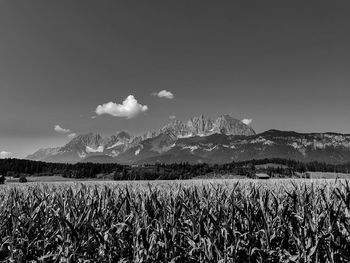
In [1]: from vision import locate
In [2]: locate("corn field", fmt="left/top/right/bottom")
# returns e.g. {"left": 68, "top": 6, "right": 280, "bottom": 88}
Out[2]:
{"left": 0, "top": 180, "right": 350, "bottom": 262}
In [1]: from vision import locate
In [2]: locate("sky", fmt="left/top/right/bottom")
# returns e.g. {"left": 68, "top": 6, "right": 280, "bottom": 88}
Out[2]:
{"left": 0, "top": 0, "right": 349, "bottom": 158}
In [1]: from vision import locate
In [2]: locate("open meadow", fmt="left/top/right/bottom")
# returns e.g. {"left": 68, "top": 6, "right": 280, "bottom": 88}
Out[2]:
{"left": 1, "top": 179, "right": 350, "bottom": 262}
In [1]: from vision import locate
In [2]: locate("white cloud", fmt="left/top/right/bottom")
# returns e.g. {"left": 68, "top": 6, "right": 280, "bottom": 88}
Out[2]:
{"left": 95, "top": 95, "right": 148, "bottom": 119}
{"left": 67, "top": 133, "right": 77, "bottom": 139}
{"left": 0, "top": 151, "right": 13, "bottom": 159}
{"left": 153, "top": 90, "right": 174, "bottom": 99}
{"left": 169, "top": 115, "right": 176, "bottom": 119}
{"left": 54, "top": 125, "right": 71, "bottom": 134}
{"left": 242, "top": 118, "right": 253, "bottom": 125}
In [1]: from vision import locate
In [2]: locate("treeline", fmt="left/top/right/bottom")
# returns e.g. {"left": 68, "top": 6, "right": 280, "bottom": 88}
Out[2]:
{"left": 113, "top": 163, "right": 210, "bottom": 181}
{"left": 237, "top": 158, "right": 350, "bottom": 173}
{"left": 211, "top": 158, "right": 350, "bottom": 177}
{"left": 113, "top": 158, "right": 350, "bottom": 180}
{"left": 0, "top": 158, "right": 350, "bottom": 180}
{"left": 0, "top": 158, "right": 125, "bottom": 179}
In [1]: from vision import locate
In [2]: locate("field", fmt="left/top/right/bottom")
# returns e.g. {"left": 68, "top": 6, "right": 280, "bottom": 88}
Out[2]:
{"left": 4, "top": 175, "right": 77, "bottom": 183}
{"left": 307, "top": 172, "right": 350, "bottom": 179}
{"left": 4, "top": 175, "right": 115, "bottom": 184}
{"left": 1, "top": 179, "right": 350, "bottom": 262}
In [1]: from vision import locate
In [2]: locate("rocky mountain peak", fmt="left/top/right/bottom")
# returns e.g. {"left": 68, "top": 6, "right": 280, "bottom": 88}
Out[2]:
{"left": 160, "top": 119, "right": 188, "bottom": 138}
{"left": 212, "top": 115, "right": 255, "bottom": 136}
{"left": 149, "top": 114, "right": 256, "bottom": 139}
{"left": 60, "top": 133, "right": 104, "bottom": 152}
{"left": 116, "top": 131, "right": 131, "bottom": 140}
{"left": 105, "top": 131, "right": 132, "bottom": 147}
{"left": 187, "top": 115, "right": 213, "bottom": 135}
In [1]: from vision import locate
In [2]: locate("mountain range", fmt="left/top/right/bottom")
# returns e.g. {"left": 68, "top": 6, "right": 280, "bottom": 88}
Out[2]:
{"left": 27, "top": 114, "right": 350, "bottom": 165}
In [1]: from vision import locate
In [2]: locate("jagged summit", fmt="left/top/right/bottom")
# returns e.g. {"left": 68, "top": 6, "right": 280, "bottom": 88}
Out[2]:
{"left": 116, "top": 131, "right": 132, "bottom": 140}
{"left": 137, "top": 114, "right": 254, "bottom": 141}
{"left": 186, "top": 115, "right": 212, "bottom": 135}
{"left": 212, "top": 115, "right": 255, "bottom": 136}
{"left": 60, "top": 133, "right": 104, "bottom": 152}
{"left": 157, "top": 114, "right": 255, "bottom": 137}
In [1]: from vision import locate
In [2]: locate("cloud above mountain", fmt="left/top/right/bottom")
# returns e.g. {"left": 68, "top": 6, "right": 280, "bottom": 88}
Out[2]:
{"left": 54, "top": 125, "right": 77, "bottom": 140}
{"left": 0, "top": 151, "right": 13, "bottom": 159}
{"left": 95, "top": 95, "right": 148, "bottom": 119}
{"left": 242, "top": 118, "right": 252, "bottom": 125}
{"left": 169, "top": 115, "right": 176, "bottom": 119}
{"left": 152, "top": 90, "right": 174, "bottom": 99}
{"left": 54, "top": 125, "right": 71, "bottom": 134}
{"left": 68, "top": 133, "right": 77, "bottom": 139}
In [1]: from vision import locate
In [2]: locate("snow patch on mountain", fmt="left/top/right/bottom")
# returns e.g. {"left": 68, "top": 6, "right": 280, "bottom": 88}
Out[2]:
{"left": 106, "top": 141, "right": 125, "bottom": 149}
{"left": 182, "top": 145, "right": 199, "bottom": 152}
{"left": 110, "top": 150, "right": 120, "bottom": 157}
{"left": 204, "top": 145, "right": 217, "bottom": 151}
{"left": 78, "top": 152, "right": 87, "bottom": 159}
{"left": 86, "top": 146, "right": 104, "bottom": 153}
{"left": 263, "top": 140, "right": 274, "bottom": 146}
{"left": 290, "top": 142, "right": 301, "bottom": 149}
{"left": 178, "top": 134, "right": 194, "bottom": 138}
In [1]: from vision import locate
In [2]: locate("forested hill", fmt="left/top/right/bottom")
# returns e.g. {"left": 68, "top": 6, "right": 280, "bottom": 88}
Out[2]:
{"left": 0, "top": 158, "right": 125, "bottom": 179}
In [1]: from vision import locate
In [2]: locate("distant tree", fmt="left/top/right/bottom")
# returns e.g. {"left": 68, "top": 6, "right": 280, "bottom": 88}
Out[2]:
{"left": 0, "top": 175, "right": 5, "bottom": 184}
{"left": 113, "top": 170, "right": 120, "bottom": 180}
{"left": 122, "top": 168, "right": 129, "bottom": 180}
{"left": 19, "top": 175, "right": 27, "bottom": 183}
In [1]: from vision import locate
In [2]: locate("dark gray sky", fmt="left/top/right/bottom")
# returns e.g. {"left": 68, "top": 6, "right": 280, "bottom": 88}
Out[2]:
{"left": 0, "top": 0, "right": 349, "bottom": 158}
